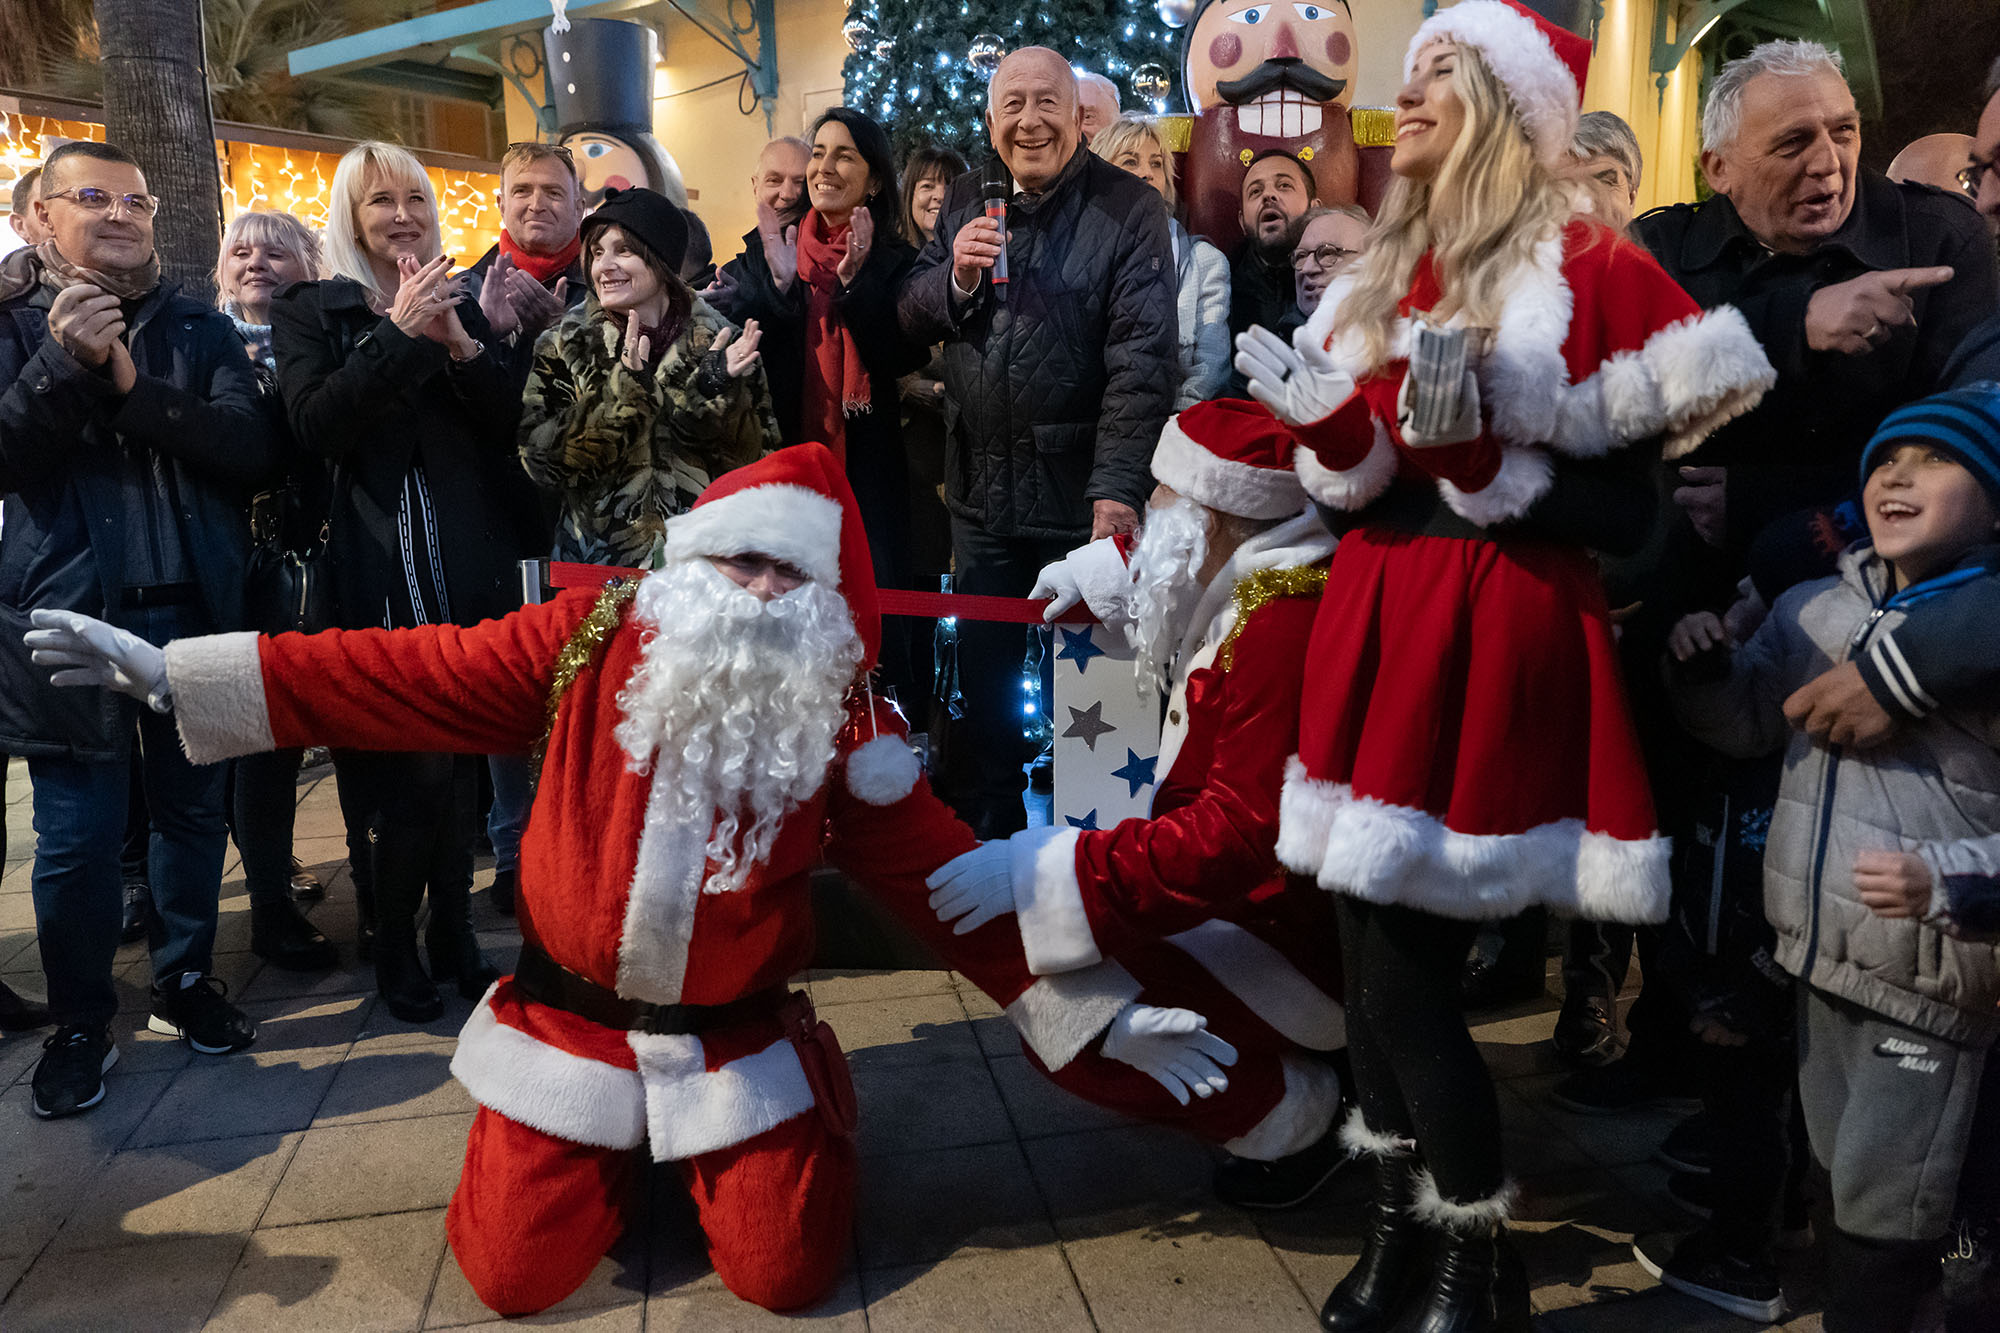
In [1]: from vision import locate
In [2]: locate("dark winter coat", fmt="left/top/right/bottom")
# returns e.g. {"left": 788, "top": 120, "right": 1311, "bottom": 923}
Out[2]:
{"left": 269, "top": 277, "right": 547, "bottom": 630}
{"left": 899, "top": 147, "right": 1178, "bottom": 540}
{"left": 0, "top": 260, "right": 279, "bottom": 758}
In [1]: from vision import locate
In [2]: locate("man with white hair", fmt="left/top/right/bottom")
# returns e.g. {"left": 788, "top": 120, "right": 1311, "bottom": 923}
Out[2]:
{"left": 926, "top": 399, "right": 1349, "bottom": 1208}
{"left": 1077, "top": 69, "right": 1122, "bottom": 142}
{"left": 24, "top": 443, "right": 1237, "bottom": 1317}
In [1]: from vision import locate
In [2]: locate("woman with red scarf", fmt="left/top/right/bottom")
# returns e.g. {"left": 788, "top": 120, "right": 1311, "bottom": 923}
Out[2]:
{"left": 715, "top": 107, "right": 931, "bottom": 695}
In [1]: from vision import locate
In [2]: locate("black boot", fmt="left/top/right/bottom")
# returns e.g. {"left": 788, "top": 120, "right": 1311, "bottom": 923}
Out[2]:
{"left": 371, "top": 827, "right": 442, "bottom": 1023}
{"left": 250, "top": 898, "right": 338, "bottom": 971}
{"left": 1390, "top": 1198, "right": 1530, "bottom": 1333}
{"left": 1823, "top": 1227, "right": 1943, "bottom": 1333}
{"left": 351, "top": 829, "right": 377, "bottom": 963}
{"left": 425, "top": 872, "right": 498, "bottom": 1001}
{"left": 487, "top": 867, "right": 517, "bottom": 917}
{"left": 1321, "top": 1146, "right": 1427, "bottom": 1332}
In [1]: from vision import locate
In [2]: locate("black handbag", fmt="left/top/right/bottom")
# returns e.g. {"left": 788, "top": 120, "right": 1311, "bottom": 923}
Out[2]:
{"left": 245, "top": 469, "right": 345, "bottom": 636}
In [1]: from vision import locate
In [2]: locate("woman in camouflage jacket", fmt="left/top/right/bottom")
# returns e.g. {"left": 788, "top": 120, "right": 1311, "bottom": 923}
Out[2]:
{"left": 519, "top": 189, "right": 779, "bottom": 569}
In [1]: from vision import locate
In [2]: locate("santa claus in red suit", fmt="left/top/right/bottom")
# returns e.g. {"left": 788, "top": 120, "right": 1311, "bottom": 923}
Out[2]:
{"left": 24, "top": 444, "right": 1251, "bottom": 1317}
{"left": 1229, "top": 3, "right": 1776, "bottom": 1329}
{"left": 923, "top": 398, "right": 1351, "bottom": 1207}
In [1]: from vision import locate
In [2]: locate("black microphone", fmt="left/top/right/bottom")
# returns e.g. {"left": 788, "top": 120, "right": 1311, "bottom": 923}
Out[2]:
{"left": 979, "top": 159, "right": 1010, "bottom": 302}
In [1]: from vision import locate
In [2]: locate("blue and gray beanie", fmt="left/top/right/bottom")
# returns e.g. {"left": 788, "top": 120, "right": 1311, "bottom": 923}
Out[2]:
{"left": 1859, "top": 381, "right": 2000, "bottom": 510}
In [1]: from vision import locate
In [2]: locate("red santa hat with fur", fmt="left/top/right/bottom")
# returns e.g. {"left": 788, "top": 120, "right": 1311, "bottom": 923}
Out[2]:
{"left": 1404, "top": 0, "right": 1592, "bottom": 167}
{"left": 1151, "top": 398, "right": 1311, "bottom": 520}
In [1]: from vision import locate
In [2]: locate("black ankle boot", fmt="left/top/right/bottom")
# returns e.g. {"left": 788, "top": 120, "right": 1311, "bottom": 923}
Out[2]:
{"left": 1322, "top": 1152, "right": 1427, "bottom": 1332}
{"left": 371, "top": 829, "right": 441, "bottom": 1023}
{"left": 249, "top": 898, "right": 338, "bottom": 972}
{"left": 425, "top": 873, "right": 498, "bottom": 1000}
{"left": 353, "top": 835, "right": 377, "bottom": 964}
{"left": 1390, "top": 1220, "right": 1530, "bottom": 1333}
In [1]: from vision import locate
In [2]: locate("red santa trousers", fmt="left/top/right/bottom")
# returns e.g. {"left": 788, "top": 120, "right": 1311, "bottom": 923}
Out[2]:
{"left": 446, "top": 1105, "right": 855, "bottom": 1316}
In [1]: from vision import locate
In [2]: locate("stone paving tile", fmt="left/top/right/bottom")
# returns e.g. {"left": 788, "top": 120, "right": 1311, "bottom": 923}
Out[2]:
{"left": 1246, "top": 1170, "right": 1369, "bottom": 1300}
{"left": 47, "top": 1130, "right": 300, "bottom": 1253}
{"left": 815, "top": 990, "right": 981, "bottom": 1067}
{"left": 127, "top": 1056, "right": 341, "bottom": 1149}
{"left": 312, "top": 1036, "right": 473, "bottom": 1126}
{"left": 1021, "top": 1123, "right": 1223, "bottom": 1241}
{"left": 2, "top": 1232, "right": 248, "bottom": 1333}
{"left": 261, "top": 1112, "right": 474, "bottom": 1226}
{"left": 809, "top": 966, "right": 954, "bottom": 1006}
{"left": 1063, "top": 1221, "right": 1321, "bottom": 1332}
{"left": 852, "top": 1050, "right": 1013, "bottom": 1158}
{"left": 854, "top": 1140, "right": 1056, "bottom": 1269}
{"left": 861, "top": 1246, "right": 1096, "bottom": 1331}
{"left": 205, "top": 1207, "right": 449, "bottom": 1333}
{"left": 646, "top": 1269, "right": 866, "bottom": 1331}
{"left": 0, "top": 1073, "right": 175, "bottom": 1259}
{"left": 425, "top": 1220, "right": 648, "bottom": 1328}
{"left": 432, "top": 1305, "right": 641, "bottom": 1331}
{"left": 987, "top": 1051, "right": 1140, "bottom": 1138}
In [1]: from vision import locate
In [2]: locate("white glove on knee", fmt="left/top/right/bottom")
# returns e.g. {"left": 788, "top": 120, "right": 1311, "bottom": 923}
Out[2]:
{"left": 925, "top": 840, "right": 1015, "bottom": 935}
{"left": 25, "top": 609, "right": 172, "bottom": 713}
{"left": 1100, "top": 1003, "right": 1238, "bottom": 1106}
{"left": 1233, "top": 324, "right": 1357, "bottom": 427}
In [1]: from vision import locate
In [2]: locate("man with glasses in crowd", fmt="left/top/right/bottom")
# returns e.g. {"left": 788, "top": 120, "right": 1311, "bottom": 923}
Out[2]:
{"left": 0, "top": 141, "right": 278, "bottom": 1117}
{"left": 1288, "top": 204, "right": 1367, "bottom": 323}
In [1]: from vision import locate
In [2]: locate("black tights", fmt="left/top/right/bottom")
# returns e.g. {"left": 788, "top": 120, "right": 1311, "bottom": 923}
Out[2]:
{"left": 1337, "top": 896, "right": 1504, "bottom": 1204}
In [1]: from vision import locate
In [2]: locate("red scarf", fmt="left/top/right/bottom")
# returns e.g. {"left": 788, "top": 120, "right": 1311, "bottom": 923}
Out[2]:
{"left": 499, "top": 229, "right": 582, "bottom": 285}
{"left": 794, "top": 210, "right": 872, "bottom": 461}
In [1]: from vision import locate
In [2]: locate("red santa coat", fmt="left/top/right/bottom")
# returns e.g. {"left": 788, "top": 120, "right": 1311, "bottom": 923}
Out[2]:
{"left": 164, "top": 582, "right": 1139, "bottom": 1159}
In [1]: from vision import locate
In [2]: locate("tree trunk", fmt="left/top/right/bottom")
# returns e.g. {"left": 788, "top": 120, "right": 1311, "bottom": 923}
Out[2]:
{"left": 95, "top": 0, "right": 222, "bottom": 301}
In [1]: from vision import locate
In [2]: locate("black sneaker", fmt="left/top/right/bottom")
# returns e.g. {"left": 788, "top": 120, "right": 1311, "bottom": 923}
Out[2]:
{"left": 31, "top": 1025, "right": 119, "bottom": 1119}
{"left": 148, "top": 974, "right": 256, "bottom": 1054}
{"left": 1212, "top": 1122, "right": 1354, "bottom": 1210}
{"left": 1550, "top": 1056, "right": 1701, "bottom": 1117}
{"left": 1552, "top": 990, "right": 1621, "bottom": 1069}
{"left": 1653, "top": 1111, "right": 1715, "bottom": 1174}
{"left": 1633, "top": 1229, "right": 1785, "bottom": 1323}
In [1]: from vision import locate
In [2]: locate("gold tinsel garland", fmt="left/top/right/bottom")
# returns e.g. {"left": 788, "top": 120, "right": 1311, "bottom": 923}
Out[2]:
{"left": 1217, "top": 566, "right": 1329, "bottom": 670}
{"left": 533, "top": 578, "right": 639, "bottom": 768}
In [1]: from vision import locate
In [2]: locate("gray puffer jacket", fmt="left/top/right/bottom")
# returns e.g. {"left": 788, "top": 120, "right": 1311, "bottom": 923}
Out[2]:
{"left": 1673, "top": 544, "right": 2000, "bottom": 1045}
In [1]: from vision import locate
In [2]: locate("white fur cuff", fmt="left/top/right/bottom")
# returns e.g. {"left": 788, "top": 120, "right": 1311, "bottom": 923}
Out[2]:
{"left": 1011, "top": 826, "right": 1099, "bottom": 975}
{"left": 1222, "top": 1054, "right": 1343, "bottom": 1160}
{"left": 1339, "top": 1105, "right": 1415, "bottom": 1159}
{"left": 1003, "top": 960, "right": 1145, "bottom": 1070}
{"left": 1411, "top": 1169, "right": 1518, "bottom": 1234}
{"left": 164, "top": 632, "right": 276, "bottom": 765}
{"left": 1437, "top": 446, "right": 1554, "bottom": 527}
{"left": 1293, "top": 423, "right": 1397, "bottom": 512}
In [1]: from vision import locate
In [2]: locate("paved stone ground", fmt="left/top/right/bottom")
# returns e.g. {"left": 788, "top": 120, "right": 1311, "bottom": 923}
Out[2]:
{"left": 0, "top": 754, "right": 1831, "bottom": 1331}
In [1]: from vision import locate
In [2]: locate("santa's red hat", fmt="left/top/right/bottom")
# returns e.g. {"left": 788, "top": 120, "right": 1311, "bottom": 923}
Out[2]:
{"left": 660, "top": 442, "right": 883, "bottom": 670}
{"left": 1404, "top": 0, "right": 1591, "bottom": 167}
{"left": 1150, "top": 399, "right": 1310, "bottom": 520}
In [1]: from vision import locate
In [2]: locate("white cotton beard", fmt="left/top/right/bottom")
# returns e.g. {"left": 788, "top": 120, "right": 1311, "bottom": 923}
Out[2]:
{"left": 1125, "top": 496, "right": 1209, "bottom": 701}
{"left": 613, "top": 560, "right": 863, "bottom": 893}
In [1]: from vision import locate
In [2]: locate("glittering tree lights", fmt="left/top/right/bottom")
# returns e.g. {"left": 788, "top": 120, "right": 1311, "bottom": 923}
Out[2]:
{"left": 841, "top": 0, "right": 1182, "bottom": 158}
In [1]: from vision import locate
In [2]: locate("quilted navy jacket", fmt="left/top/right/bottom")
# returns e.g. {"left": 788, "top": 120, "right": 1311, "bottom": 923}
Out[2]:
{"left": 899, "top": 147, "right": 1178, "bottom": 540}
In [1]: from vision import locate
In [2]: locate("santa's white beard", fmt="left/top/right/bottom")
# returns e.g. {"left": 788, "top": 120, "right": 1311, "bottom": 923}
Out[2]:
{"left": 614, "top": 560, "right": 862, "bottom": 893}
{"left": 1125, "top": 496, "right": 1209, "bottom": 700}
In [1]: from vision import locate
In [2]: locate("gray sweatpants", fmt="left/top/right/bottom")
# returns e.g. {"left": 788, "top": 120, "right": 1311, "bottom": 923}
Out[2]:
{"left": 1798, "top": 986, "right": 1991, "bottom": 1241}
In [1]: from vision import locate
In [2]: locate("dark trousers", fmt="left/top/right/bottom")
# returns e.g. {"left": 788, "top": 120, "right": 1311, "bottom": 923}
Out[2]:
{"left": 1337, "top": 896, "right": 1503, "bottom": 1204}
{"left": 330, "top": 748, "right": 474, "bottom": 922}
{"left": 1698, "top": 1033, "right": 1800, "bottom": 1257}
{"left": 1955, "top": 1054, "right": 2000, "bottom": 1223}
{"left": 1563, "top": 920, "right": 1633, "bottom": 1002}
{"left": 944, "top": 516, "right": 1071, "bottom": 810}
{"left": 231, "top": 747, "right": 305, "bottom": 906}
{"left": 28, "top": 614, "right": 227, "bottom": 1027}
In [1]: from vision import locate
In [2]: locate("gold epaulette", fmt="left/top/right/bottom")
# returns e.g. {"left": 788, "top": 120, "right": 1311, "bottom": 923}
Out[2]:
{"left": 1217, "top": 565, "right": 1329, "bottom": 670}
{"left": 533, "top": 578, "right": 640, "bottom": 768}
{"left": 1350, "top": 107, "right": 1396, "bottom": 148}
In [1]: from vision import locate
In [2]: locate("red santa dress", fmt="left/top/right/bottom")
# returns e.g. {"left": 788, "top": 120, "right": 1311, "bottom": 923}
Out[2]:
{"left": 1276, "top": 221, "right": 1775, "bottom": 923}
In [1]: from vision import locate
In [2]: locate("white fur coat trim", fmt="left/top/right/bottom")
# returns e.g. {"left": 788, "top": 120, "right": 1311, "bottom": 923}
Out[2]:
{"left": 1164, "top": 919, "right": 1346, "bottom": 1051}
{"left": 1003, "top": 959, "right": 1145, "bottom": 1070}
{"left": 1152, "top": 418, "right": 1308, "bottom": 520}
{"left": 628, "top": 1029, "right": 816, "bottom": 1162}
{"left": 844, "top": 733, "right": 920, "bottom": 806}
{"left": 1011, "top": 825, "right": 1100, "bottom": 975}
{"left": 1404, "top": 2, "right": 1578, "bottom": 166}
{"left": 1276, "top": 758, "right": 1671, "bottom": 924}
{"left": 1340, "top": 1105, "right": 1415, "bottom": 1159}
{"left": 1438, "top": 445, "right": 1554, "bottom": 526}
{"left": 1221, "top": 1053, "right": 1344, "bottom": 1161}
{"left": 450, "top": 991, "right": 648, "bottom": 1150}
{"left": 1293, "top": 426, "right": 1397, "bottom": 512}
{"left": 615, "top": 768, "right": 709, "bottom": 1002}
{"left": 660, "top": 483, "right": 844, "bottom": 587}
{"left": 164, "top": 632, "right": 275, "bottom": 766}
{"left": 1411, "top": 1169, "right": 1519, "bottom": 1233}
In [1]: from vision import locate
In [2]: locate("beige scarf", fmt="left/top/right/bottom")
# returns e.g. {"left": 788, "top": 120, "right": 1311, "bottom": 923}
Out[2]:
{"left": 35, "top": 238, "right": 161, "bottom": 301}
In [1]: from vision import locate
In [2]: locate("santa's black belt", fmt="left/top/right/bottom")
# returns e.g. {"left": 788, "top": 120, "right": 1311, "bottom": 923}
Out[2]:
{"left": 511, "top": 941, "right": 784, "bottom": 1035}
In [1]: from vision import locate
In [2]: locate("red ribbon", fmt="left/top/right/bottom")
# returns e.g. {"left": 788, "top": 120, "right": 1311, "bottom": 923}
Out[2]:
{"left": 545, "top": 561, "right": 1095, "bottom": 624}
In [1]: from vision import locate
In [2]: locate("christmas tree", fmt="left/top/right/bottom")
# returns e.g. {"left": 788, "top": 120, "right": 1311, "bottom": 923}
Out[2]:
{"left": 840, "top": 0, "right": 1183, "bottom": 160}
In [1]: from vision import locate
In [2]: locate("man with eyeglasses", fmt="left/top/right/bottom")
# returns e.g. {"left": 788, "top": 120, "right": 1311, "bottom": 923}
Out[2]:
{"left": 1288, "top": 205, "right": 1367, "bottom": 321}
{"left": 0, "top": 140, "right": 279, "bottom": 1118}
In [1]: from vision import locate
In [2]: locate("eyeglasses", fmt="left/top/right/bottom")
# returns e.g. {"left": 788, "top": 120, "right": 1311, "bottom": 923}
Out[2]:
{"left": 1291, "top": 243, "right": 1358, "bottom": 270}
{"left": 44, "top": 187, "right": 158, "bottom": 218}
{"left": 1957, "top": 153, "right": 1995, "bottom": 197}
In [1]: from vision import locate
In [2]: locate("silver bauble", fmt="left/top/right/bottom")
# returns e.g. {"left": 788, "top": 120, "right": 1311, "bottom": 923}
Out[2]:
{"left": 843, "top": 16, "right": 875, "bottom": 52}
{"left": 967, "top": 33, "right": 1006, "bottom": 80}
{"left": 1130, "top": 62, "right": 1173, "bottom": 106}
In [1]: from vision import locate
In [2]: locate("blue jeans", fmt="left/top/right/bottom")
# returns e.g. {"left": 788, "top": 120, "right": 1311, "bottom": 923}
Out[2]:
{"left": 28, "top": 606, "right": 227, "bottom": 1027}
{"left": 485, "top": 753, "right": 533, "bottom": 876}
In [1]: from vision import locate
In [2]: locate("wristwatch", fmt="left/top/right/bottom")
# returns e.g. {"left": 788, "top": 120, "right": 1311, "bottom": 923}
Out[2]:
{"left": 449, "top": 339, "right": 485, "bottom": 363}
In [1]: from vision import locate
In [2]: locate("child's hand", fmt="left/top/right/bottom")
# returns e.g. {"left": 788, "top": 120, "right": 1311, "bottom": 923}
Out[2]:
{"left": 1853, "top": 849, "right": 1934, "bottom": 918}
{"left": 1690, "top": 1016, "right": 1749, "bottom": 1047}
{"left": 1668, "top": 611, "right": 1728, "bottom": 662}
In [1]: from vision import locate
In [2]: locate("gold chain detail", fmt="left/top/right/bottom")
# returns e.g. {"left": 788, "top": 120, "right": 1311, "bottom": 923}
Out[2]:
{"left": 533, "top": 578, "right": 640, "bottom": 768}
{"left": 1217, "top": 566, "right": 1328, "bottom": 670}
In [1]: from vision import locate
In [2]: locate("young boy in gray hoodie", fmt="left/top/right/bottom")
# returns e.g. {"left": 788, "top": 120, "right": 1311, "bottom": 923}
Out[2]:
{"left": 1662, "top": 383, "right": 2000, "bottom": 1333}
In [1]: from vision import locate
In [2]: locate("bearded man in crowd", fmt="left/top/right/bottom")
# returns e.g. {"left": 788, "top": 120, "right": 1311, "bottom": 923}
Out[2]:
{"left": 924, "top": 400, "right": 1351, "bottom": 1207}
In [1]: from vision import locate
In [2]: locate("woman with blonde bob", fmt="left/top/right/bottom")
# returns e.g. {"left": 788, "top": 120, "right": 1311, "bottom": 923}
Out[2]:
{"left": 271, "top": 142, "right": 545, "bottom": 1025}
{"left": 1234, "top": 4, "right": 1775, "bottom": 1328}
{"left": 1091, "top": 115, "right": 1230, "bottom": 407}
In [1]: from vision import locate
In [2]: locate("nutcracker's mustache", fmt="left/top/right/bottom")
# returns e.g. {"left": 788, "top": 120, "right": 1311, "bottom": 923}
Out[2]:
{"left": 1216, "top": 58, "right": 1346, "bottom": 107}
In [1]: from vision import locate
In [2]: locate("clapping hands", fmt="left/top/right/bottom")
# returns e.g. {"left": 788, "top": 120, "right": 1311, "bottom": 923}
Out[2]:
{"left": 478, "top": 251, "right": 569, "bottom": 340}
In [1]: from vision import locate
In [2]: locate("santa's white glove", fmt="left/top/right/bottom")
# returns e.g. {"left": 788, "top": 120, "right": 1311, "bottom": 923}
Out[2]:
{"left": 1397, "top": 324, "right": 1482, "bottom": 447}
{"left": 1234, "top": 324, "right": 1356, "bottom": 427}
{"left": 25, "top": 609, "right": 172, "bottom": 713}
{"left": 1029, "top": 559, "right": 1084, "bottom": 623}
{"left": 925, "top": 840, "right": 1014, "bottom": 935}
{"left": 1100, "top": 1003, "right": 1237, "bottom": 1106}
{"left": 1029, "top": 537, "right": 1132, "bottom": 627}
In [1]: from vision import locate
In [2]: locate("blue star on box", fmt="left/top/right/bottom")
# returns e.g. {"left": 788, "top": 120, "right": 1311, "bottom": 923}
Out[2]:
{"left": 1065, "top": 809, "right": 1100, "bottom": 830}
{"left": 1110, "top": 749, "right": 1158, "bottom": 799}
{"left": 1055, "top": 625, "right": 1106, "bottom": 674}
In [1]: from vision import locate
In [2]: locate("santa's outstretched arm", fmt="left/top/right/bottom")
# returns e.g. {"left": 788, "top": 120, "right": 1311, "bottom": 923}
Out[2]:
{"left": 26, "top": 591, "right": 606, "bottom": 765}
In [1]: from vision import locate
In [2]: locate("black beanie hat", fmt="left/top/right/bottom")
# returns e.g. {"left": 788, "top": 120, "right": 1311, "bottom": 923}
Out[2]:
{"left": 580, "top": 186, "right": 689, "bottom": 278}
